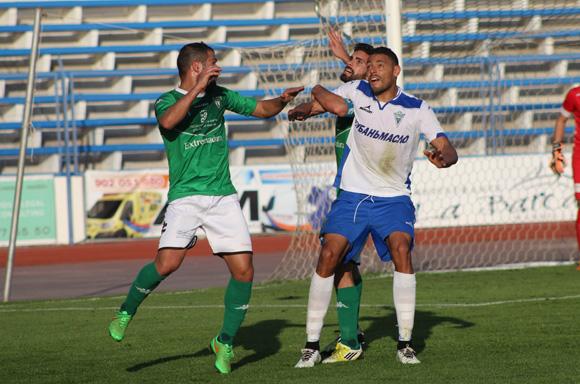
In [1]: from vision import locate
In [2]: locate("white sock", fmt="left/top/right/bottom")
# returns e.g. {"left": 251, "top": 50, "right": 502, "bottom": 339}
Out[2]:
{"left": 306, "top": 272, "right": 334, "bottom": 342}
{"left": 393, "top": 271, "right": 416, "bottom": 342}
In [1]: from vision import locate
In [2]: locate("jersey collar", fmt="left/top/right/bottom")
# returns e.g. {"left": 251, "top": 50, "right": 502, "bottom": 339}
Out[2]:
{"left": 375, "top": 86, "right": 402, "bottom": 111}
{"left": 175, "top": 87, "right": 205, "bottom": 97}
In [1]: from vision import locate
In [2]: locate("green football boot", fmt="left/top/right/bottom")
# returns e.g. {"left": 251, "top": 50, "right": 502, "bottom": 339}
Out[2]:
{"left": 108, "top": 310, "right": 132, "bottom": 342}
{"left": 210, "top": 336, "right": 234, "bottom": 374}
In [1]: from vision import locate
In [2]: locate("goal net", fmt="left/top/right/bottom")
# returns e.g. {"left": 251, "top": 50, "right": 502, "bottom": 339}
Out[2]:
{"left": 242, "top": 0, "right": 580, "bottom": 280}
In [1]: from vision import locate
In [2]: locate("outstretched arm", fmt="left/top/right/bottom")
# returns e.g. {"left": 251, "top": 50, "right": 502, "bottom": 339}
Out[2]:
{"left": 288, "top": 100, "right": 326, "bottom": 121}
{"left": 252, "top": 86, "right": 304, "bottom": 118}
{"left": 311, "top": 85, "right": 349, "bottom": 117}
{"left": 424, "top": 135, "right": 458, "bottom": 168}
{"left": 328, "top": 28, "right": 350, "bottom": 64}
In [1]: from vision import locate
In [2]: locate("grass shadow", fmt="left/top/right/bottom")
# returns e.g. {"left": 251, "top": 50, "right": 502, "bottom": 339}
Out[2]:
{"left": 361, "top": 309, "right": 475, "bottom": 353}
{"left": 126, "top": 351, "right": 206, "bottom": 372}
{"left": 231, "top": 319, "right": 289, "bottom": 370}
{"left": 126, "top": 319, "right": 289, "bottom": 372}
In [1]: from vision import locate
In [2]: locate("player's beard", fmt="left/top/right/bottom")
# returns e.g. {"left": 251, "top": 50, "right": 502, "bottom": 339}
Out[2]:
{"left": 370, "top": 78, "right": 396, "bottom": 96}
{"left": 340, "top": 67, "right": 354, "bottom": 83}
{"left": 207, "top": 76, "right": 218, "bottom": 89}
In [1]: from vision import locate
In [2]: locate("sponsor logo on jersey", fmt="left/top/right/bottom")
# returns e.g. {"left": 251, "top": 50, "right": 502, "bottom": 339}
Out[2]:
{"left": 359, "top": 105, "right": 373, "bottom": 114}
{"left": 161, "top": 221, "right": 167, "bottom": 233}
{"left": 354, "top": 119, "right": 409, "bottom": 144}
{"left": 184, "top": 136, "right": 223, "bottom": 150}
{"left": 394, "top": 111, "right": 405, "bottom": 126}
{"left": 215, "top": 96, "right": 222, "bottom": 109}
{"left": 200, "top": 110, "right": 208, "bottom": 124}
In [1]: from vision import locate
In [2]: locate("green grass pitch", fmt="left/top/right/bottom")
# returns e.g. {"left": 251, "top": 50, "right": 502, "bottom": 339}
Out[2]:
{"left": 1, "top": 265, "right": 579, "bottom": 384}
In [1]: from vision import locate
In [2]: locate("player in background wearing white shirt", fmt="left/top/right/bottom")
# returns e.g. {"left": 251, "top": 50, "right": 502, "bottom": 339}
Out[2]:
{"left": 296, "top": 46, "right": 458, "bottom": 365}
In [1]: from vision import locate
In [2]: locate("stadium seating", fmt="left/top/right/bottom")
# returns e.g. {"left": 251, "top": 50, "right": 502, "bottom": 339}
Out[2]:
{"left": 0, "top": 0, "right": 578, "bottom": 173}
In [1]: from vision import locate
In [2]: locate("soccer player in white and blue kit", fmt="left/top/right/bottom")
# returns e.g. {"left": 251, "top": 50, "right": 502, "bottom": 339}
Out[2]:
{"left": 299, "top": 47, "right": 458, "bottom": 365}
{"left": 291, "top": 37, "right": 373, "bottom": 369}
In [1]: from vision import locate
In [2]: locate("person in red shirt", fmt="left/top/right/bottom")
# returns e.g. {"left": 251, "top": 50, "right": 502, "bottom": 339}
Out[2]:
{"left": 551, "top": 86, "right": 580, "bottom": 270}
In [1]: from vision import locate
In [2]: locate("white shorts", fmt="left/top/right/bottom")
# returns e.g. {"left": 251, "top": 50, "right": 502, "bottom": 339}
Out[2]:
{"left": 158, "top": 194, "right": 252, "bottom": 254}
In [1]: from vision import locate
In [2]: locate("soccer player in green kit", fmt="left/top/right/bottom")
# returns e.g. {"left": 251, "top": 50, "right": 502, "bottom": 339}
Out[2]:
{"left": 288, "top": 29, "right": 374, "bottom": 367}
{"left": 107, "top": 42, "right": 303, "bottom": 375}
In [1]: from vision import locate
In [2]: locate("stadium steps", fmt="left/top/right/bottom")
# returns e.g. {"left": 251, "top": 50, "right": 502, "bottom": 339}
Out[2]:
{"left": 1, "top": 29, "right": 577, "bottom": 57}
{"left": 2, "top": 126, "right": 573, "bottom": 157}
{"left": 0, "top": 0, "right": 578, "bottom": 171}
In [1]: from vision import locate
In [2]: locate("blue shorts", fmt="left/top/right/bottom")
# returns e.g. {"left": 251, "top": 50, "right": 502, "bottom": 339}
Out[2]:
{"left": 320, "top": 191, "right": 415, "bottom": 263}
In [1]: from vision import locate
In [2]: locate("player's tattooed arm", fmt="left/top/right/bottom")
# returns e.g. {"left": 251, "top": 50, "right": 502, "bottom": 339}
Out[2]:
{"left": 288, "top": 100, "right": 325, "bottom": 121}
{"left": 157, "top": 65, "right": 221, "bottom": 130}
{"left": 328, "top": 28, "right": 350, "bottom": 64}
{"left": 311, "top": 85, "right": 349, "bottom": 117}
{"left": 424, "top": 135, "right": 458, "bottom": 168}
{"left": 252, "top": 86, "right": 304, "bottom": 118}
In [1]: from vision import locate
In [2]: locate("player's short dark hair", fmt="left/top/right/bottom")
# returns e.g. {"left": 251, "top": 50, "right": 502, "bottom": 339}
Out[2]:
{"left": 353, "top": 43, "right": 374, "bottom": 56}
{"left": 177, "top": 42, "right": 214, "bottom": 77}
{"left": 371, "top": 46, "right": 399, "bottom": 66}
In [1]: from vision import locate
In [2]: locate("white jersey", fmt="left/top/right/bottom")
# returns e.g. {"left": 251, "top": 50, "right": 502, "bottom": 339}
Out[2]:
{"left": 333, "top": 80, "right": 445, "bottom": 197}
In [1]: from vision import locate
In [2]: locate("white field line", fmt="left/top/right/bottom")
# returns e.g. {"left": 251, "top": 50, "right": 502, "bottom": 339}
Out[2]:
{"left": 363, "top": 261, "right": 576, "bottom": 280}
{"left": 8, "top": 262, "right": 573, "bottom": 305}
{"left": 0, "top": 289, "right": 211, "bottom": 306}
{"left": 1, "top": 294, "right": 579, "bottom": 313}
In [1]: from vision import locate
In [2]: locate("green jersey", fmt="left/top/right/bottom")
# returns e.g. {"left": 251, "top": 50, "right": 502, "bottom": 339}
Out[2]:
{"left": 155, "top": 86, "right": 257, "bottom": 202}
{"left": 334, "top": 99, "right": 355, "bottom": 167}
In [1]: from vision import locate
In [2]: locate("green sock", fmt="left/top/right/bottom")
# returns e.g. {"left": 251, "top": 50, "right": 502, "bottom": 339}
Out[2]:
{"left": 337, "top": 285, "right": 360, "bottom": 349}
{"left": 120, "top": 262, "right": 165, "bottom": 316}
{"left": 219, "top": 278, "right": 252, "bottom": 346}
{"left": 354, "top": 280, "right": 363, "bottom": 330}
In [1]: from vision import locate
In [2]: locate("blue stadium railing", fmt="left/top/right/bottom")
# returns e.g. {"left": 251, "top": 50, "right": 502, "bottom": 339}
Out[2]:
{"left": 0, "top": 100, "right": 566, "bottom": 139}
{"left": 0, "top": 76, "right": 576, "bottom": 106}
{"left": 0, "top": 67, "right": 250, "bottom": 81}
{"left": 2, "top": 7, "right": 578, "bottom": 33}
{"left": 0, "top": 140, "right": 283, "bottom": 157}
{"left": 2, "top": 28, "right": 579, "bottom": 57}
{"left": 0, "top": 101, "right": 565, "bottom": 121}
{"left": 0, "top": 1, "right": 576, "bottom": 163}
{"left": 0, "top": 17, "right": 346, "bottom": 33}
{"left": 0, "top": 115, "right": 267, "bottom": 131}
{"left": 2, "top": 44, "right": 575, "bottom": 81}
{"left": 0, "top": 127, "right": 574, "bottom": 158}
{"left": 0, "top": 54, "right": 578, "bottom": 80}
{"left": 2, "top": 0, "right": 576, "bottom": 16}
{"left": 0, "top": 0, "right": 289, "bottom": 8}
